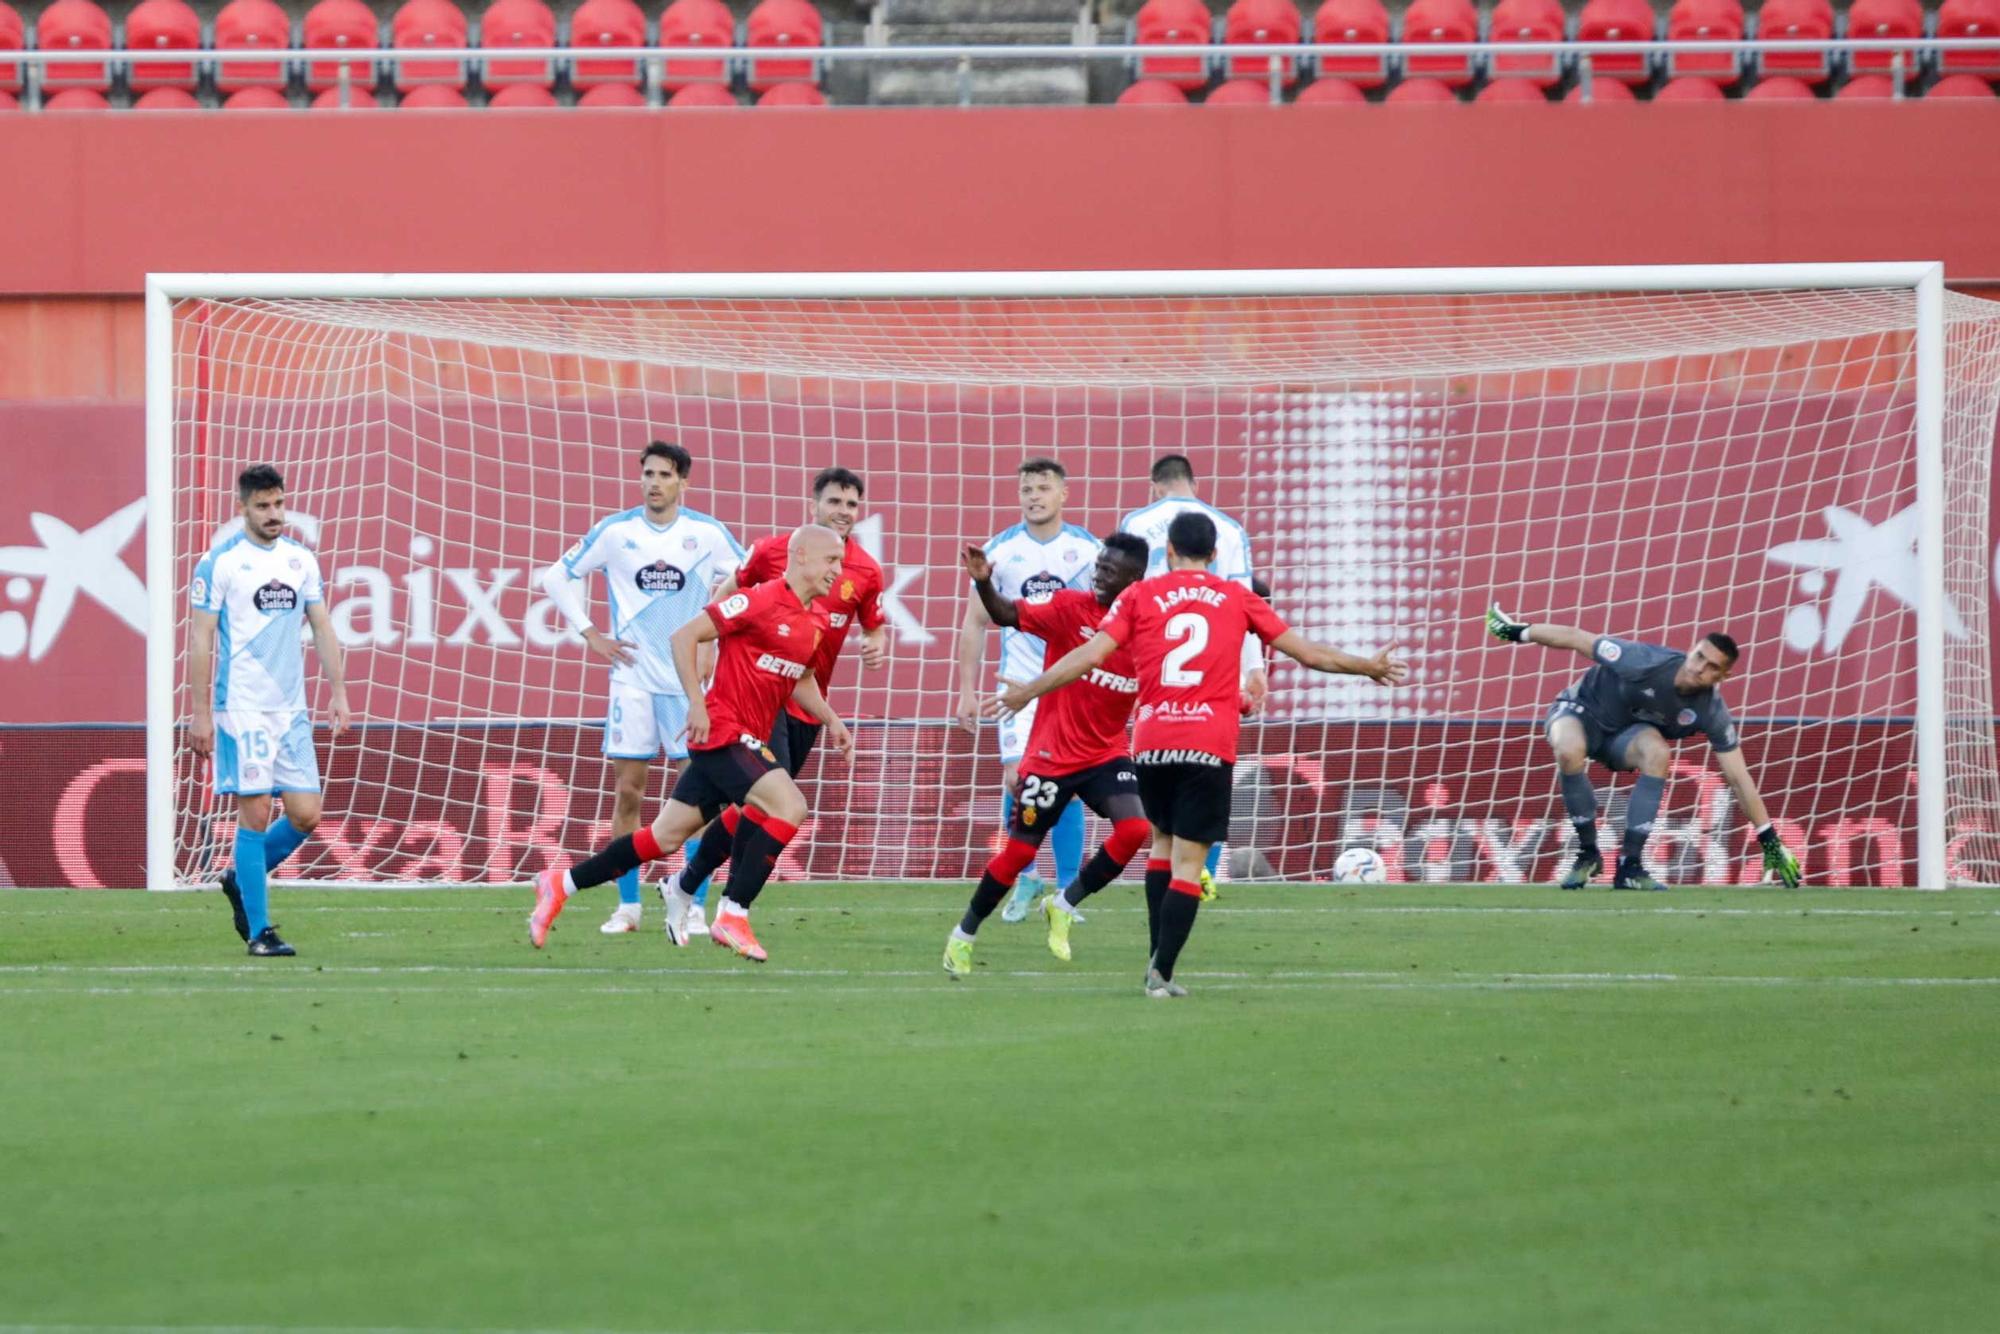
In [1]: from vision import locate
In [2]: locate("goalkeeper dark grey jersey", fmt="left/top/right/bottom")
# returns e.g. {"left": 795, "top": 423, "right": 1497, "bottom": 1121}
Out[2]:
{"left": 1564, "top": 637, "right": 1740, "bottom": 753}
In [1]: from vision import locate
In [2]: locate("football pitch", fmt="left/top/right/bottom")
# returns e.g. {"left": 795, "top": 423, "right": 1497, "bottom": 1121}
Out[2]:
{"left": 2, "top": 883, "right": 1997, "bottom": 1334}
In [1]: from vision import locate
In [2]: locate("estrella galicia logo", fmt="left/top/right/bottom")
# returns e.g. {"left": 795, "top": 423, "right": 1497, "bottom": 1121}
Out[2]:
{"left": 1021, "top": 571, "right": 1064, "bottom": 597}
{"left": 636, "top": 561, "right": 686, "bottom": 594}
{"left": 252, "top": 579, "right": 298, "bottom": 613}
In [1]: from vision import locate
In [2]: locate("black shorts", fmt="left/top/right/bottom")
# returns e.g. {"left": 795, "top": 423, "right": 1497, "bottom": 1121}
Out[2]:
{"left": 767, "top": 712, "right": 822, "bottom": 779}
{"left": 1008, "top": 757, "right": 1143, "bottom": 846}
{"left": 1544, "top": 695, "right": 1650, "bottom": 773}
{"left": 1134, "top": 752, "right": 1234, "bottom": 846}
{"left": 670, "top": 736, "right": 781, "bottom": 819}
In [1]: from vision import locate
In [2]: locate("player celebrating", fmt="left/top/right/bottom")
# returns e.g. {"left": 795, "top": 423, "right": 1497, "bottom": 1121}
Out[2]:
{"left": 942, "top": 533, "right": 1153, "bottom": 979}
{"left": 528, "top": 525, "right": 853, "bottom": 962}
{"left": 1119, "top": 454, "right": 1265, "bottom": 896}
{"left": 539, "top": 441, "right": 744, "bottom": 935}
{"left": 660, "top": 466, "right": 889, "bottom": 943}
{"left": 954, "top": 458, "right": 1101, "bottom": 924}
{"left": 998, "top": 512, "right": 1405, "bottom": 998}
{"left": 1485, "top": 604, "right": 1803, "bottom": 892}
{"left": 188, "top": 464, "right": 352, "bottom": 957}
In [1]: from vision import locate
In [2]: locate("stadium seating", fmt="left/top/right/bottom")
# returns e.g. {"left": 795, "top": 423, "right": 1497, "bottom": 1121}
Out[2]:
{"left": 1294, "top": 73, "right": 1367, "bottom": 101}
{"left": 1574, "top": 0, "right": 1658, "bottom": 84}
{"left": 568, "top": 0, "right": 646, "bottom": 92}
{"left": 1656, "top": 74, "right": 1729, "bottom": 97}
{"left": 1834, "top": 72, "right": 1898, "bottom": 95}
{"left": 390, "top": 0, "right": 470, "bottom": 91}
{"left": 309, "top": 84, "right": 373, "bottom": 106}
{"left": 745, "top": 0, "right": 823, "bottom": 92}
{"left": 1664, "top": 0, "right": 1745, "bottom": 84}
{"left": 1400, "top": 0, "right": 1480, "bottom": 89}
{"left": 577, "top": 81, "right": 646, "bottom": 106}
{"left": 42, "top": 86, "right": 109, "bottom": 109}
{"left": 1385, "top": 75, "right": 1458, "bottom": 100}
{"left": 1207, "top": 75, "right": 1275, "bottom": 102}
{"left": 481, "top": 0, "right": 556, "bottom": 89}
{"left": 134, "top": 84, "right": 200, "bottom": 108}
{"left": 1935, "top": 0, "right": 2000, "bottom": 79}
{"left": 1133, "top": 0, "right": 1213, "bottom": 90}
{"left": 659, "top": 0, "right": 734, "bottom": 91}
{"left": 1116, "top": 76, "right": 1191, "bottom": 103}
{"left": 1488, "top": 0, "right": 1567, "bottom": 88}
{"left": 35, "top": 0, "right": 113, "bottom": 94}
{"left": 487, "top": 81, "right": 556, "bottom": 105}
{"left": 1563, "top": 73, "right": 1639, "bottom": 98}
{"left": 758, "top": 80, "right": 826, "bottom": 106}
{"left": 1224, "top": 0, "right": 1303, "bottom": 85}
{"left": 303, "top": 0, "right": 383, "bottom": 94}
{"left": 0, "top": 89, "right": 16, "bottom": 108}
{"left": 1929, "top": 70, "right": 2000, "bottom": 93}
{"left": 229, "top": 85, "right": 294, "bottom": 107}
{"left": 1745, "top": 72, "right": 1818, "bottom": 97}
{"left": 1311, "top": 0, "right": 1391, "bottom": 89}
{"left": 1845, "top": 0, "right": 1923, "bottom": 75}
{"left": 1756, "top": 0, "right": 1834, "bottom": 84}
{"left": 0, "top": 2, "right": 23, "bottom": 95}
{"left": 212, "top": 0, "right": 292, "bottom": 94}
{"left": 668, "top": 79, "right": 736, "bottom": 105}
{"left": 124, "top": 0, "right": 201, "bottom": 94}
{"left": 401, "top": 82, "right": 469, "bottom": 106}
{"left": 1478, "top": 73, "right": 1552, "bottom": 100}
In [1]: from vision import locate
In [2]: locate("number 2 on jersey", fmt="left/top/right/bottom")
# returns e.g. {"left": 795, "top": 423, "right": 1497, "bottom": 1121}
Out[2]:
{"left": 1162, "top": 612, "right": 1209, "bottom": 686}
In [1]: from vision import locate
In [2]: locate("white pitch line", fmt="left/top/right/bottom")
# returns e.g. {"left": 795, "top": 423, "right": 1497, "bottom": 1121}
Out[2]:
{"left": 4, "top": 903, "right": 1995, "bottom": 920}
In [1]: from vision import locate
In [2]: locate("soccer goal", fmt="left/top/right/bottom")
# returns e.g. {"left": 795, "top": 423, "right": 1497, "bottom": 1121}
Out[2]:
{"left": 145, "top": 266, "right": 2000, "bottom": 891}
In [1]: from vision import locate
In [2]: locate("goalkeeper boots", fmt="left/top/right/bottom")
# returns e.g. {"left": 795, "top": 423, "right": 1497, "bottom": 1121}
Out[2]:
{"left": 942, "top": 934, "right": 975, "bottom": 980}
{"left": 1144, "top": 968, "right": 1189, "bottom": 999}
{"left": 1041, "top": 894, "right": 1075, "bottom": 963}
{"left": 1001, "top": 870, "right": 1044, "bottom": 924}
{"left": 1559, "top": 850, "right": 1604, "bottom": 891}
{"left": 710, "top": 910, "right": 767, "bottom": 963}
{"left": 217, "top": 869, "right": 250, "bottom": 941}
{"left": 247, "top": 926, "right": 295, "bottom": 957}
{"left": 528, "top": 868, "right": 567, "bottom": 948}
{"left": 1612, "top": 857, "right": 1667, "bottom": 892}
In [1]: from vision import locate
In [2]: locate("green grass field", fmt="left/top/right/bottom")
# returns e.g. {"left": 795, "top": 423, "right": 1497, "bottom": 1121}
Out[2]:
{"left": 2, "top": 882, "right": 1998, "bottom": 1334}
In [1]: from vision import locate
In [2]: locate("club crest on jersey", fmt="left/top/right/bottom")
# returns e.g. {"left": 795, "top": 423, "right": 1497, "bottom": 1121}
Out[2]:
{"left": 1021, "top": 572, "right": 1065, "bottom": 597}
{"left": 839, "top": 579, "right": 855, "bottom": 602}
{"left": 252, "top": 579, "right": 298, "bottom": 612}
{"left": 684, "top": 536, "right": 699, "bottom": 551}
{"left": 636, "top": 561, "right": 686, "bottom": 594}
{"left": 1677, "top": 708, "right": 1698, "bottom": 727}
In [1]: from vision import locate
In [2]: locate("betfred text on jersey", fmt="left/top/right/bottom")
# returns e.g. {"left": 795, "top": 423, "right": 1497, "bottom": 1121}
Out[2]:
{"left": 753, "top": 653, "right": 809, "bottom": 680}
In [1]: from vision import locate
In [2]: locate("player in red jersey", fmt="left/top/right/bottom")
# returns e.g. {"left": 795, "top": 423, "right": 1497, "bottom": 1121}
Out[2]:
{"left": 999, "top": 511, "right": 1406, "bottom": 997}
{"left": 941, "top": 532, "right": 1153, "bottom": 979}
{"left": 659, "top": 466, "right": 890, "bottom": 942}
{"left": 528, "top": 525, "right": 853, "bottom": 961}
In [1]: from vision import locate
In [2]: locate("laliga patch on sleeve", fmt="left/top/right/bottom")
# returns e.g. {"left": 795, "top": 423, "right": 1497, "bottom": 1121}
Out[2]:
{"left": 719, "top": 593, "right": 751, "bottom": 619}
{"left": 190, "top": 575, "right": 208, "bottom": 605}
{"left": 1597, "top": 640, "right": 1622, "bottom": 663}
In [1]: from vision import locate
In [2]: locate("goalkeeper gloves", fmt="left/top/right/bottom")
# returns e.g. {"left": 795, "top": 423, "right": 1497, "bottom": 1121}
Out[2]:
{"left": 1486, "top": 603, "right": 1530, "bottom": 644}
{"left": 1758, "top": 825, "right": 1802, "bottom": 888}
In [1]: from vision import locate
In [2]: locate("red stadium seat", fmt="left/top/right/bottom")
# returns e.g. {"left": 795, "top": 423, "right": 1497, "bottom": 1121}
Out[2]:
{"left": 1385, "top": 75, "right": 1459, "bottom": 101}
{"left": 659, "top": 0, "right": 734, "bottom": 91}
{"left": 0, "top": 2, "right": 24, "bottom": 94}
{"left": 1655, "top": 75, "right": 1728, "bottom": 99}
{"left": 1563, "top": 74, "right": 1639, "bottom": 99}
{"left": 1744, "top": 73, "right": 1816, "bottom": 98}
{"left": 1294, "top": 74, "right": 1367, "bottom": 102}
{"left": 1929, "top": 71, "right": 2000, "bottom": 96}
{"left": 309, "top": 84, "right": 376, "bottom": 106}
{"left": 1664, "top": 0, "right": 1744, "bottom": 84}
{"left": 1312, "top": 0, "right": 1390, "bottom": 89}
{"left": 212, "top": 0, "right": 292, "bottom": 94}
{"left": 1574, "top": 0, "right": 1657, "bottom": 85}
{"left": 487, "top": 80, "right": 556, "bottom": 105}
{"left": 42, "top": 86, "right": 110, "bottom": 108}
{"left": 1401, "top": 0, "right": 1479, "bottom": 89}
{"left": 667, "top": 80, "right": 736, "bottom": 106}
{"left": 1936, "top": 0, "right": 2000, "bottom": 79}
{"left": 1756, "top": 0, "right": 1833, "bottom": 84}
{"left": 481, "top": 0, "right": 555, "bottom": 88}
{"left": 1488, "top": 0, "right": 1566, "bottom": 87}
{"left": 568, "top": 0, "right": 645, "bottom": 91}
{"left": 1844, "top": 0, "right": 1922, "bottom": 76}
{"left": 1206, "top": 76, "right": 1276, "bottom": 103}
{"left": 390, "top": 0, "right": 469, "bottom": 91}
{"left": 757, "top": 80, "right": 825, "bottom": 106}
{"left": 1133, "top": 0, "right": 1213, "bottom": 90}
{"left": 1225, "top": 0, "right": 1302, "bottom": 85}
{"left": 0, "top": 89, "right": 17, "bottom": 108}
{"left": 745, "top": 0, "right": 821, "bottom": 91}
{"left": 1478, "top": 76, "right": 1551, "bottom": 101}
{"left": 1116, "top": 77, "right": 1191, "bottom": 104}
{"left": 401, "top": 82, "right": 469, "bottom": 106}
{"left": 134, "top": 84, "right": 200, "bottom": 107}
{"left": 35, "top": 0, "right": 113, "bottom": 93}
{"left": 577, "top": 81, "right": 647, "bottom": 106}
{"left": 125, "top": 0, "right": 201, "bottom": 93}
{"left": 1833, "top": 73, "right": 1897, "bottom": 98}
{"left": 229, "top": 85, "right": 292, "bottom": 107}
{"left": 304, "top": 0, "right": 382, "bottom": 93}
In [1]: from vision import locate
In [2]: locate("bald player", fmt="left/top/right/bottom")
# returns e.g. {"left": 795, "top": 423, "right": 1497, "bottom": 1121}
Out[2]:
{"left": 529, "top": 525, "right": 853, "bottom": 962}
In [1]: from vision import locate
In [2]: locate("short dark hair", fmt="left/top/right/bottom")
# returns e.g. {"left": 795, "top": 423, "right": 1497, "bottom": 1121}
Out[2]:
{"left": 812, "top": 465, "right": 865, "bottom": 498}
{"left": 1250, "top": 575, "right": 1273, "bottom": 600}
{"left": 237, "top": 464, "right": 285, "bottom": 501}
{"left": 1702, "top": 631, "right": 1741, "bottom": 664}
{"left": 1018, "top": 457, "right": 1066, "bottom": 481}
{"left": 1166, "top": 510, "right": 1217, "bottom": 562}
{"left": 1151, "top": 454, "right": 1195, "bottom": 486}
{"left": 641, "top": 440, "right": 693, "bottom": 478}
{"left": 1102, "top": 532, "right": 1150, "bottom": 566}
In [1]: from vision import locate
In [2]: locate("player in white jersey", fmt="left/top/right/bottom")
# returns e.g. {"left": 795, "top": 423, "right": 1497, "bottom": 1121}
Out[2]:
{"left": 188, "top": 465, "right": 351, "bottom": 957}
{"left": 1119, "top": 454, "right": 1266, "bottom": 895}
{"left": 540, "top": 441, "right": 745, "bottom": 934}
{"left": 955, "top": 458, "right": 1101, "bottom": 922}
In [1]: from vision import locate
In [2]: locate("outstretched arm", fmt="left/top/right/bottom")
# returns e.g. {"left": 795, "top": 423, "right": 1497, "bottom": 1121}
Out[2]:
{"left": 994, "top": 633, "right": 1120, "bottom": 716}
{"left": 1269, "top": 630, "right": 1407, "bottom": 685}
{"left": 1487, "top": 603, "right": 1596, "bottom": 659}
{"left": 1714, "top": 748, "right": 1802, "bottom": 886}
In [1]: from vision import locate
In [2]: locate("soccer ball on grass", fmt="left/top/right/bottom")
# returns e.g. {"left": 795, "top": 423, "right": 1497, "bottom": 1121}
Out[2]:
{"left": 1331, "top": 847, "right": 1388, "bottom": 884}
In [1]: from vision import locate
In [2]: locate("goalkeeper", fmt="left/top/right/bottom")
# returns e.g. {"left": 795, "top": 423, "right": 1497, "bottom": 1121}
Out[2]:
{"left": 1485, "top": 603, "right": 1802, "bottom": 891}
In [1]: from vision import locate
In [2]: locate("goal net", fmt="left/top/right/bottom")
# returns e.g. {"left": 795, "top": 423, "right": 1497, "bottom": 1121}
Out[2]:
{"left": 149, "top": 271, "right": 2000, "bottom": 890}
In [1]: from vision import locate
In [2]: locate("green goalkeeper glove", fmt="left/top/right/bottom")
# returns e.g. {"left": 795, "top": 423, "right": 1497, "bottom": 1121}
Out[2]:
{"left": 1758, "top": 827, "right": 1802, "bottom": 888}
{"left": 1486, "top": 603, "right": 1530, "bottom": 644}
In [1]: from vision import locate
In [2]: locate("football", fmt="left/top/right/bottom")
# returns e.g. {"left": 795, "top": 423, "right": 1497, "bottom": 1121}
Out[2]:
{"left": 1332, "top": 847, "right": 1388, "bottom": 884}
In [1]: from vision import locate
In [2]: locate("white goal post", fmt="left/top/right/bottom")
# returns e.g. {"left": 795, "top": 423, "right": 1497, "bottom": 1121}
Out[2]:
{"left": 145, "top": 264, "right": 2000, "bottom": 891}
